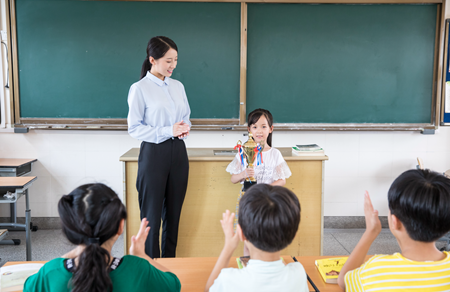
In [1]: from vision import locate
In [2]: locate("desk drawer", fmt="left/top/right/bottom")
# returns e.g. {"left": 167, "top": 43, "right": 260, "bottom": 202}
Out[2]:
{"left": 0, "top": 164, "right": 32, "bottom": 177}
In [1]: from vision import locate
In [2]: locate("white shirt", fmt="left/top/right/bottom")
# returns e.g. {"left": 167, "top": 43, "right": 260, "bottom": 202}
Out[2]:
{"left": 226, "top": 148, "right": 292, "bottom": 184}
{"left": 210, "top": 259, "right": 309, "bottom": 292}
{"left": 127, "top": 71, "right": 191, "bottom": 144}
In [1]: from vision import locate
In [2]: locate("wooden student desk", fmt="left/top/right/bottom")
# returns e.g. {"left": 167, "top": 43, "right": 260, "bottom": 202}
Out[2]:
{"left": 5, "top": 255, "right": 345, "bottom": 292}
{"left": 0, "top": 159, "right": 37, "bottom": 177}
{"left": 155, "top": 255, "right": 344, "bottom": 292}
{"left": 0, "top": 159, "right": 38, "bottom": 232}
{"left": 0, "top": 176, "right": 37, "bottom": 261}
{"left": 120, "top": 148, "right": 328, "bottom": 258}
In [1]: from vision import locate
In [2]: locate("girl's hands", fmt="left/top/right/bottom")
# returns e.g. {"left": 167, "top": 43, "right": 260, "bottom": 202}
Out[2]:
{"left": 173, "top": 120, "right": 190, "bottom": 138}
{"left": 364, "top": 191, "right": 382, "bottom": 237}
{"left": 241, "top": 168, "right": 255, "bottom": 180}
{"left": 220, "top": 210, "right": 240, "bottom": 251}
{"left": 129, "top": 218, "right": 151, "bottom": 258}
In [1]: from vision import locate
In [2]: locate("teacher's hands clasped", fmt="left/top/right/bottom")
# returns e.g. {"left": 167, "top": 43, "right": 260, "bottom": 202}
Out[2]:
{"left": 173, "top": 120, "right": 190, "bottom": 139}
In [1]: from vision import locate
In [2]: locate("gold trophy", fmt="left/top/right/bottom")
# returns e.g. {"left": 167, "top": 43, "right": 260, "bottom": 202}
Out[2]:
{"left": 236, "top": 132, "right": 265, "bottom": 192}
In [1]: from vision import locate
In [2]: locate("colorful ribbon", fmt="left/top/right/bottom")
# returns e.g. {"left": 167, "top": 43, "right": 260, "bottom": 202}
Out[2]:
{"left": 234, "top": 144, "right": 245, "bottom": 167}
{"left": 253, "top": 144, "right": 263, "bottom": 166}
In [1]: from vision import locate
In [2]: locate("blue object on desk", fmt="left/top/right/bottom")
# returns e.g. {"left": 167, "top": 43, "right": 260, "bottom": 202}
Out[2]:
{"left": 445, "top": 20, "right": 450, "bottom": 124}
{"left": 444, "top": 113, "right": 450, "bottom": 123}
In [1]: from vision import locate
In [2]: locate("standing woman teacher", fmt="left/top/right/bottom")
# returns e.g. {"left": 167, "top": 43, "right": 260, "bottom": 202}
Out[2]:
{"left": 127, "top": 36, "right": 191, "bottom": 258}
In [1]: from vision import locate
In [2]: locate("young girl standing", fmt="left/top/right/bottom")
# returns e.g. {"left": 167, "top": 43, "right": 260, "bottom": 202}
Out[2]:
{"left": 227, "top": 109, "right": 292, "bottom": 255}
{"left": 227, "top": 108, "right": 291, "bottom": 187}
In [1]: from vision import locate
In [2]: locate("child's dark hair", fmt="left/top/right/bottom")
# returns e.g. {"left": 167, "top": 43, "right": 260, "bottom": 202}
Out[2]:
{"left": 140, "top": 36, "right": 178, "bottom": 79}
{"left": 238, "top": 184, "right": 300, "bottom": 252}
{"left": 58, "top": 183, "right": 127, "bottom": 292}
{"left": 388, "top": 169, "right": 450, "bottom": 242}
{"left": 247, "top": 108, "right": 274, "bottom": 147}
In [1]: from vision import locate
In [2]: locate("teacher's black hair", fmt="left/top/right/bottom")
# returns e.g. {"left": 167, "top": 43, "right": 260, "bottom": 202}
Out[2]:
{"left": 388, "top": 169, "right": 450, "bottom": 242}
{"left": 140, "top": 36, "right": 178, "bottom": 80}
{"left": 58, "top": 183, "right": 127, "bottom": 292}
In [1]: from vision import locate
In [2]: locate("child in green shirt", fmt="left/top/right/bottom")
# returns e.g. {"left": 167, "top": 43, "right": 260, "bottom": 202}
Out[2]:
{"left": 24, "top": 183, "right": 180, "bottom": 292}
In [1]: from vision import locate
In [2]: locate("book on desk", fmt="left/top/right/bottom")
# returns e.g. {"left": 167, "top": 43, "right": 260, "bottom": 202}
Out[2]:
{"left": 315, "top": 257, "right": 348, "bottom": 284}
{"left": 0, "top": 263, "right": 43, "bottom": 292}
{"left": 292, "top": 144, "right": 325, "bottom": 156}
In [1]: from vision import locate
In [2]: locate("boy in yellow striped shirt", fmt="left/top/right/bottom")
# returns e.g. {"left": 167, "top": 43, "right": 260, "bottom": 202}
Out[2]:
{"left": 337, "top": 169, "right": 450, "bottom": 292}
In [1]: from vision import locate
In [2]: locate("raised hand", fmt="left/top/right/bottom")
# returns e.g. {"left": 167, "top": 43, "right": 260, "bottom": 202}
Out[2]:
{"left": 364, "top": 191, "right": 382, "bottom": 236}
{"left": 337, "top": 191, "right": 382, "bottom": 290}
{"left": 129, "top": 218, "right": 151, "bottom": 257}
{"left": 220, "top": 210, "right": 240, "bottom": 251}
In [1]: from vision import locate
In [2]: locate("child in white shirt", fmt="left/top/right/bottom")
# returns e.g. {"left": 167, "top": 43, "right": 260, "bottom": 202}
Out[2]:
{"left": 204, "top": 184, "right": 308, "bottom": 292}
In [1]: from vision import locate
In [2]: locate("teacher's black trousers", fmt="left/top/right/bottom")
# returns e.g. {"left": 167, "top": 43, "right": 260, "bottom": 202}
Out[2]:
{"left": 136, "top": 138, "right": 189, "bottom": 258}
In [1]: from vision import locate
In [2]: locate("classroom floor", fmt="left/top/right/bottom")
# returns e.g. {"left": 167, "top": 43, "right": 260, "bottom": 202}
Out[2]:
{"left": 1, "top": 229, "right": 448, "bottom": 267}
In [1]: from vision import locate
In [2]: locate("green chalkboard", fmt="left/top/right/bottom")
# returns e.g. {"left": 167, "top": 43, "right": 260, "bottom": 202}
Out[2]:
{"left": 16, "top": 0, "right": 241, "bottom": 119}
{"left": 247, "top": 4, "right": 437, "bottom": 124}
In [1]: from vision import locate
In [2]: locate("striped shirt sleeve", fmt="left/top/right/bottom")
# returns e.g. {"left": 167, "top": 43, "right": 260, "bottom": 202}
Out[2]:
{"left": 345, "top": 252, "right": 450, "bottom": 292}
{"left": 345, "top": 263, "right": 368, "bottom": 292}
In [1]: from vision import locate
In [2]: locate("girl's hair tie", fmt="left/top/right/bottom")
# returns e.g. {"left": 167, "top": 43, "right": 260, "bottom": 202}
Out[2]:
{"left": 87, "top": 237, "right": 100, "bottom": 245}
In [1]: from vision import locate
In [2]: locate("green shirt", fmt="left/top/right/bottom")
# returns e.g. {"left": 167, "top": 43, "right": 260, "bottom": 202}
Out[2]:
{"left": 23, "top": 255, "right": 181, "bottom": 292}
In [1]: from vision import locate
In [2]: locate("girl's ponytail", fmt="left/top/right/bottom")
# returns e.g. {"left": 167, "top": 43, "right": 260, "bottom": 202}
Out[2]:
{"left": 140, "top": 36, "right": 178, "bottom": 80}
{"left": 72, "top": 244, "right": 111, "bottom": 292}
{"left": 140, "top": 58, "right": 151, "bottom": 80}
{"left": 58, "top": 184, "right": 127, "bottom": 292}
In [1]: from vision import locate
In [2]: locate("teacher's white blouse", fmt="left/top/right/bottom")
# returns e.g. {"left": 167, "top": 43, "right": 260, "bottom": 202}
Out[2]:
{"left": 127, "top": 71, "right": 191, "bottom": 144}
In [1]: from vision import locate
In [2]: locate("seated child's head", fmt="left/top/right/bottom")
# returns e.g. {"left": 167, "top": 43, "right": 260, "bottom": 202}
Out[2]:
{"left": 388, "top": 169, "right": 450, "bottom": 242}
{"left": 58, "top": 183, "right": 127, "bottom": 245}
{"left": 58, "top": 183, "right": 127, "bottom": 292}
{"left": 238, "top": 184, "right": 300, "bottom": 252}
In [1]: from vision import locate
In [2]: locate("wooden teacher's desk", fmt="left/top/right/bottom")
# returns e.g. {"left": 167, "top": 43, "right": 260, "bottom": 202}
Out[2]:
{"left": 5, "top": 256, "right": 344, "bottom": 292}
{"left": 120, "top": 148, "right": 328, "bottom": 257}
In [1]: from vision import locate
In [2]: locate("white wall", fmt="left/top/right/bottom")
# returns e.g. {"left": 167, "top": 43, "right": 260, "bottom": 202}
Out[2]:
{"left": 1, "top": 0, "right": 450, "bottom": 218}
{"left": 1, "top": 129, "right": 449, "bottom": 217}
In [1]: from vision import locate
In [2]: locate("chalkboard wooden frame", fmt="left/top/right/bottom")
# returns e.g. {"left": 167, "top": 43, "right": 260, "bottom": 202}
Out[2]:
{"left": 441, "top": 18, "right": 450, "bottom": 126}
{"left": 6, "top": 0, "right": 445, "bottom": 132}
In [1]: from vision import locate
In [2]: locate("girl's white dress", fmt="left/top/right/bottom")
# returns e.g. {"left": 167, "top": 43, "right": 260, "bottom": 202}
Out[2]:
{"left": 226, "top": 147, "right": 292, "bottom": 184}
{"left": 226, "top": 147, "right": 292, "bottom": 228}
